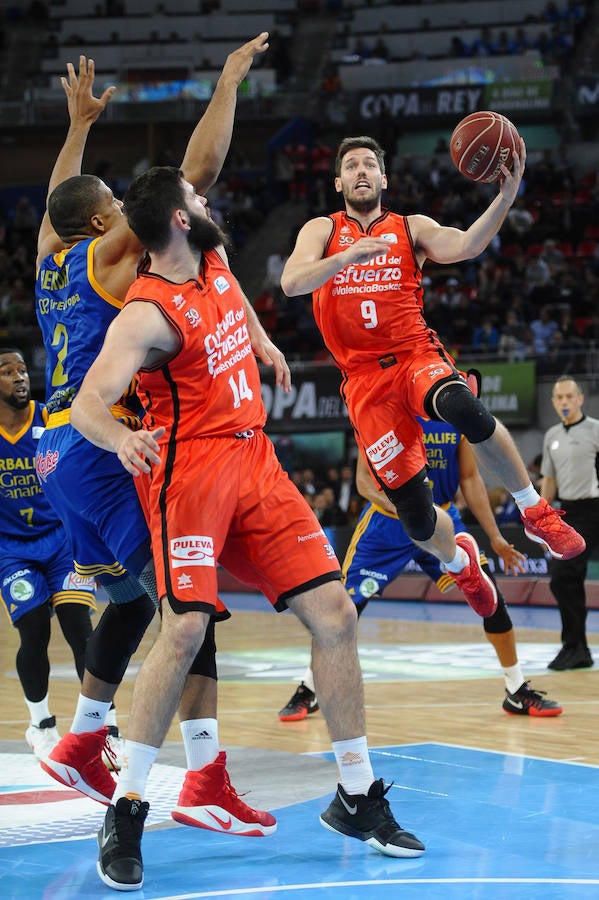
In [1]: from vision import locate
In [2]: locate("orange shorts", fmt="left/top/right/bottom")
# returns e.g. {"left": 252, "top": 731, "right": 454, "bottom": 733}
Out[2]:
{"left": 146, "top": 429, "right": 341, "bottom": 615}
{"left": 344, "top": 347, "right": 464, "bottom": 491}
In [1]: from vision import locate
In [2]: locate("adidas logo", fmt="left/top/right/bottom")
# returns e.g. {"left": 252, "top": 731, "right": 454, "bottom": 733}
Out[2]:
{"left": 84, "top": 711, "right": 102, "bottom": 719}
{"left": 192, "top": 730, "right": 213, "bottom": 740}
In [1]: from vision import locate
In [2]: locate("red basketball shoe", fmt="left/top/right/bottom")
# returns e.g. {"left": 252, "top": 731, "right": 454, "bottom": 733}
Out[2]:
{"left": 521, "top": 498, "right": 586, "bottom": 559}
{"left": 40, "top": 727, "right": 116, "bottom": 804}
{"left": 452, "top": 532, "right": 498, "bottom": 618}
{"left": 171, "top": 751, "right": 277, "bottom": 836}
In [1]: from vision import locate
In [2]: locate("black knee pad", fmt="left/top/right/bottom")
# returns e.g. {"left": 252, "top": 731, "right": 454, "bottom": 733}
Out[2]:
{"left": 426, "top": 381, "right": 496, "bottom": 444}
{"left": 385, "top": 469, "right": 437, "bottom": 542}
{"left": 188, "top": 618, "right": 217, "bottom": 679}
{"left": 483, "top": 589, "right": 513, "bottom": 634}
{"left": 85, "top": 593, "right": 156, "bottom": 684}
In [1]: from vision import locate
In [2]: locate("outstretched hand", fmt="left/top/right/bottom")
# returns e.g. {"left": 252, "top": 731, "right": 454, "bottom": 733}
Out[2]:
{"left": 61, "top": 55, "right": 116, "bottom": 126}
{"left": 220, "top": 32, "right": 270, "bottom": 87}
{"left": 490, "top": 535, "right": 527, "bottom": 576}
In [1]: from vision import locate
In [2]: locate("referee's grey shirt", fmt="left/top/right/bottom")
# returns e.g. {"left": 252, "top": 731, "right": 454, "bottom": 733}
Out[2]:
{"left": 541, "top": 415, "right": 599, "bottom": 501}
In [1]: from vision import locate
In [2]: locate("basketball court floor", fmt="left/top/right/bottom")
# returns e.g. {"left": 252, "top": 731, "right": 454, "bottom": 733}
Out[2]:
{"left": 1, "top": 593, "right": 598, "bottom": 899}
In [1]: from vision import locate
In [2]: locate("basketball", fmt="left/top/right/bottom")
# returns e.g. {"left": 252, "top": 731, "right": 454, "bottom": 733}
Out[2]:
{"left": 450, "top": 111, "right": 521, "bottom": 184}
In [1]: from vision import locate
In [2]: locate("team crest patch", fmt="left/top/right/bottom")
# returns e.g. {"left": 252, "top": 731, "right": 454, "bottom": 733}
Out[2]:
{"left": 214, "top": 276, "right": 230, "bottom": 294}
{"left": 10, "top": 578, "right": 34, "bottom": 603}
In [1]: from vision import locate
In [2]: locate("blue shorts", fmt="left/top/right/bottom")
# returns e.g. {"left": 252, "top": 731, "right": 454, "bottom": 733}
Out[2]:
{"left": 36, "top": 423, "right": 150, "bottom": 581}
{"left": 0, "top": 527, "right": 96, "bottom": 626}
{"left": 342, "top": 503, "right": 468, "bottom": 602}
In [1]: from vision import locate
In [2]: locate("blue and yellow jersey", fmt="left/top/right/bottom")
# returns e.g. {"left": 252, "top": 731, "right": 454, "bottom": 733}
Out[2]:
{"left": 35, "top": 239, "right": 142, "bottom": 428}
{"left": 0, "top": 401, "right": 58, "bottom": 539}
{"left": 418, "top": 416, "right": 462, "bottom": 506}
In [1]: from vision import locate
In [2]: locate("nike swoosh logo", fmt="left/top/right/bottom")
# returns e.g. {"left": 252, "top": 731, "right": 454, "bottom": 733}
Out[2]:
{"left": 506, "top": 698, "right": 524, "bottom": 709}
{"left": 100, "top": 821, "right": 112, "bottom": 848}
{"left": 206, "top": 810, "right": 233, "bottom": 830}
{"left": 65, "top": 771, "right": 79, "bottom": 787}
{"left": 338, "top": 793, "right": 358, "bottom": 815}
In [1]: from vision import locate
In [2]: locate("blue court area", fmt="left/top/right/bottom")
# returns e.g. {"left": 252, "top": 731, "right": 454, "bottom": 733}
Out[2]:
{"left": 1, "top": 742, "right": 599, "bottom": 900}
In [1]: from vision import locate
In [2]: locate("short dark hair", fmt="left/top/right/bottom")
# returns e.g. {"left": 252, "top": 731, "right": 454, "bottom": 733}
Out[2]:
{"left": 335, "top": 136, "right": 386, "bottom": 177}
{"left": 48, "top": 175, "right": 106, "bottom": 241}
{"left": 123, "top": 166, "right": 185, "bottom": 252}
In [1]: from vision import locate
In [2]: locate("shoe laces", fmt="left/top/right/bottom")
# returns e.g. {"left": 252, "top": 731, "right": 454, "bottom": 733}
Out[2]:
{"left": 222, "top": 767, "right": 250, "bottom": 804}
{"left": 527, "top": 502, "right": 566, "bottom": 532}
{"left": 368, "top": 781, "right": 413, "bottom": 838}
{"left": 516, "top": 682, "right": 548, "bottom": 703}
{"left": 109, "top": 800, "right": 146, "bottom": 853}
{"left": 289, "top": 683, "right": 313, "bottom": 704}
{"left": 101, "top": 734, "right": 119, "bottom": 771}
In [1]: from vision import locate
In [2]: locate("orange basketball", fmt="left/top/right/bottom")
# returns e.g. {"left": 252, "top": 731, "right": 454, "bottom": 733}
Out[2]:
{"left": 450, "top": 111, "right": 520, "bottom": 183}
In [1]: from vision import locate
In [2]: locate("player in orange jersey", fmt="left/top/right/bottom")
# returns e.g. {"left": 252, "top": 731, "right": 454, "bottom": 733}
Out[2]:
{"left": 281, "top": 135, "right": 585, "bottom": 621}
{"left": 72, "top": 166, "right": 425, "bottom": 890}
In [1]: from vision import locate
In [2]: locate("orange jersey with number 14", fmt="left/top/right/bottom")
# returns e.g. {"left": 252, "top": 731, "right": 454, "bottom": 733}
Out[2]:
{"left": 127, "top": 249, "right": 265, "bottom": 440}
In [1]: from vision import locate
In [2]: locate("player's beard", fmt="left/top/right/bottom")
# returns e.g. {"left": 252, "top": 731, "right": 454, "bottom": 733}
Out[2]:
{"left": 187, "top": 211, "right": 229, "bottom": 253}
{"left": 345, "top": 186, "right": 382, "bottom": 216}
{"left": 5, "top": 391, "right": 30, "bottom": 410}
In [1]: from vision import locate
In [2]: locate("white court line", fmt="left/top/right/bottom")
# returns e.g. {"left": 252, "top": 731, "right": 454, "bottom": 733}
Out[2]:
{"left": 112, "top": 876, "right": 599, "bottom": 899}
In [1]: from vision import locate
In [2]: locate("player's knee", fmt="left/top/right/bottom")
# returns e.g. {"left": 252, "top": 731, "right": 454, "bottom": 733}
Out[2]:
{"left": 188, "top": 618, "right": 218, "bottom": 679}
{"left": 85, "top": 594, "right": 156, "bottom": 684}
{"left": 426, "top": 381, "right": 496, "bottom": 444}
{"left": 385, "top": 470, "right": 437, "bottom": 542}
{"left": 483, "top": 593, "right": 512, "bottom": 633}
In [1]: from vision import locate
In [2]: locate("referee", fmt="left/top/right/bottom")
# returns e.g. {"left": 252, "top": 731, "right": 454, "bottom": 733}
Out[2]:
{"left": 541, "top": 376, "right": 599, "bottom": 670}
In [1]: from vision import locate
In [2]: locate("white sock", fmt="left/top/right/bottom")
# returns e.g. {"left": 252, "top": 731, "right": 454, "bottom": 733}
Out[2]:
{"left": 504, "top": 663, "right": 525, "bottom": 695}
{"left": 105, "top": 706, "right": 117, "bottom": 729}
{"left": 444, "top": 546, "right": 469, "bottom": 574}
{"left": 332, "top": 736, "right": 374, "bottom": 795}
{"left": 113, "top": 739, "right": 158, "bottom": 802}
{"left": 301, "top": 667, "right": 315, "bottom": 694}
{"left": 25, "top": 694, "right": 51, "bottom": 727}
{"left": 71, "top": 695, "right": 111, "bottom": 735}
{"left": 180, "top": 718, "right": 219, "bottom": 770}
{"left": 512, "top": 484, "right": 541, "bottom": 514}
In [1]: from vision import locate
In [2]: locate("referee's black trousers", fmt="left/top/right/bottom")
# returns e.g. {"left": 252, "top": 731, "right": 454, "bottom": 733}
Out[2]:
{"left": 549, "top": 499, "right": 599, "bottom": 648}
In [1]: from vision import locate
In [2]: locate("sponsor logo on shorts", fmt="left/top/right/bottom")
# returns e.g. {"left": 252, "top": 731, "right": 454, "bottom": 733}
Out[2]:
{"left": 63, "top": 571, "right": 95, "bottom": 592}
{"left": 35, "top": 450, "right": 59, "bottom": 482}
{"left": 170, "top": 535, "right": 214, "bottom": 568}
{"left": 365, "top": 430, "right": 404, "bottom": 471}
{"left": 3, "top": 568, "right": 32, "bottom": 586}
{"left": 9, "top": 578, "right": 34, "bottom": 603}
{"left": 413, "top": 362, "right": 449, "bottom": 379}
{"left": 177, "top": 573, "right": 194, "bottom": 589}
{"left": 324, "top": 543, "right": 337, "bottom": 559}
